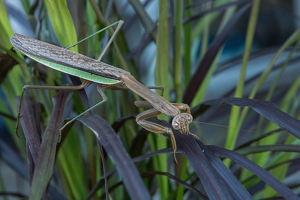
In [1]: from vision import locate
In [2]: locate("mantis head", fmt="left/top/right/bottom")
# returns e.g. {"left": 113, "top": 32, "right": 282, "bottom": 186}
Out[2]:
{"left": 172, "top": 113, "right": 193, "bottom": 134}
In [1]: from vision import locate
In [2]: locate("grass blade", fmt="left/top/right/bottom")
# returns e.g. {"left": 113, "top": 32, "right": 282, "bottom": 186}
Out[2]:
{"left": 227, "top": 0, "right": 260, "bottom": 165}
{"left": 183, "top": 2, "right": 252, "bottom": 105}
{"left": 155, "top": 1, "right": 170, "bottom": 198}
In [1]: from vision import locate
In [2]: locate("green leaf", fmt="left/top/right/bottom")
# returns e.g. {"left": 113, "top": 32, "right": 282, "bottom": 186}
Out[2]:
{"left": 155, "top": 0, "right": 170, "bottom": 198}
{"left": 44, "top": 0, "right": 78, "bottom": 51}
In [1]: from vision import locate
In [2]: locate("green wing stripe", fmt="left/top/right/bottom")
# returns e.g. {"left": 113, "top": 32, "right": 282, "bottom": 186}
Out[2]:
{"left": 28, "top": 54, "right": 120, "bottom": 85}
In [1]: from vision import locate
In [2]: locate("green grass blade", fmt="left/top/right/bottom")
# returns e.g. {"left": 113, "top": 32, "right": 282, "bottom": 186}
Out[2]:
{"left": 262, "top": 45, "right": 300, "bottom": 197}
{"left": 243, "top": 40, "right": 300, "bottom": 194}
{"left": 176, "top": 156, "right": 188, "bottom": 199}
{"left": 232, "top": 26, "right": 300, "bottom": 195}
{"left": 174, "top": 0, "right": 183, "bottom": 102}
{"left": 226, "top": 0, "right": 260, "bottom": 163}
{"left": 20, "top": 0, "right": 31, "bottom": 14}
{"left": 155, "top": 0, "right": 170, "bottom": 198}
{"left": 184, "top": 0, "right": 192, "bottom": 86}
{"left": 200, "top": 1, "right": 211, "bottom": 59}
{"left": 238, "top": 27, "right": 300, "bottom": 158}
{"left": 44, "top": 0, "right": 78, "bottom": 51}
{"left": 57, "top": 134, "right": 86, "bottom": 199}
{"left": 190, "top": 0, "right": 226, "bottom": 42}
{"left": 0, "top": 1, "right": 26, "bottom": 142}
{"left": 191, "top": 2, "right": 238, "bottom": 107}
{"left": 0, "top": 1, "right": 13, "bottom": 48}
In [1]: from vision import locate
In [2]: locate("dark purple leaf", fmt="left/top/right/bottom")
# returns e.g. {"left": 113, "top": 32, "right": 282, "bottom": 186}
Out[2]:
{"left": 86, "top": 148, "right": 180, "bottom": 199}
{"left": 33, "top": 103, "right": 42, "bottom": 137}
{"left": 0, "top": 139, "right": 66, "bottom": 200}
{"left": 146, "top": 118, "right": 252, "bottom": 200}
{"left": 202, "top": 97, "right": 300, "bottom": 139}
{"left": 208, "top": 145, "right": 300, "bottom": 200}
{"left": 141, "top": 171, "right": 208, "bottom": 199}
{"left": 195, "top": 139, "right": 252, "bottom": 199}
{"left": 236, "top": 144, "right": 300, "bottom": 155}
{"left": 97, "top": 140, "right": 108, "bottom": 200}
{"left": 111, "top": 114, "right": 136, "bottom": 132}
{"left": 77, "top": 114, "right": 151, "bottom": 200}
{"left": 0, "top": 139, "right": 28, "bottom": 179}
{"left": 17, "top": 96, "right": 41, "bottom": 162}
{"left": 147, "top": 118, "right": 298, "bottom": 199}
{"left": 68, "top": 75, "right": 92, "bottom": 114}
{"left": 27, "top": 143, "right": 34, "bottom": 184}
{"left": 129, "top": 129, "right": 149, "bottom": 158}
{"left": 29, "top": 90, "right": 73, "bottom": 200}
{"left": 235, "top": 128, "right": 284, "bottom": 150}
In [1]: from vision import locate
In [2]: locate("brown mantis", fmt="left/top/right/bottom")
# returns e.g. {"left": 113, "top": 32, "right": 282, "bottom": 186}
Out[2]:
{"left": 10, "top": 20, "right": 198, "bottom": 163}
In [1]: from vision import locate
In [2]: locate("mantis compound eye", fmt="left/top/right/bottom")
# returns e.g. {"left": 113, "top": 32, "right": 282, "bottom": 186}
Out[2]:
{"left": 172, "top": 121, "right": 181, "bottom": 130}
{"left": 172, "top": 113, "right": 193, "bottom": 133}
{"left": 185, "top": 113, "right": 193, "bottom": 124}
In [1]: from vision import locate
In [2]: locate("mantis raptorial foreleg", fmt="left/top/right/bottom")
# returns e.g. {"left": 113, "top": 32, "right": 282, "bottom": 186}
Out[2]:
{"left": 135, "top": 101, "right": 199, "bottom": 163}
{"left": 137, "top": 117, "right": 177, "bottom": 163}
{"left": 135, "top": 101, "right": 199, "bottom": 139}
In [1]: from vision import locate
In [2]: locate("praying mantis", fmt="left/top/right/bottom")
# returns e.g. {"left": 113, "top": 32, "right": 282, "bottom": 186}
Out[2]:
{"left": 10, "top": 20, "right": 198, "bottom": 163}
